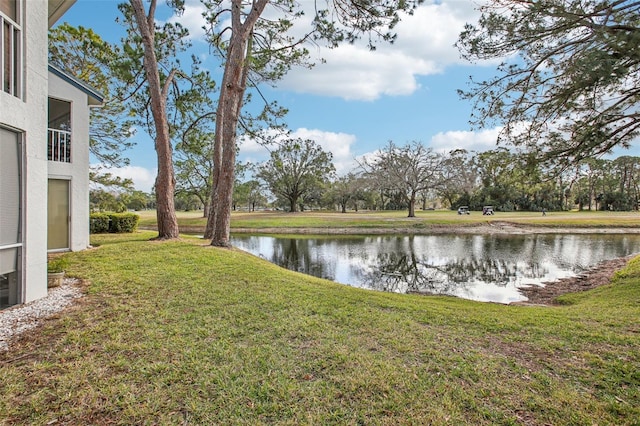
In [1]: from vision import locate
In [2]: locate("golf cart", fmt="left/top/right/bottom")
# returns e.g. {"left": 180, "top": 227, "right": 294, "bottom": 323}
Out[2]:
{"left": 482, "top": 206, "right": 495, "bottom": 215}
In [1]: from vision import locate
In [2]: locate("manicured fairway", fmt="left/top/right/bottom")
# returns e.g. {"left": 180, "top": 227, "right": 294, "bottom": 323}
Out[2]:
{"left": 136, "top": 209, "right": 640, "bottom": 233}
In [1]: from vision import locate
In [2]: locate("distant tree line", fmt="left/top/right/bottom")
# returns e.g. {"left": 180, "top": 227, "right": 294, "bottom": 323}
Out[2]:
{"left": 446, "top": 151, "right": 640, "bottom": 212}
{"left": 91, "top": 140, "right": 640, "bottom": 215}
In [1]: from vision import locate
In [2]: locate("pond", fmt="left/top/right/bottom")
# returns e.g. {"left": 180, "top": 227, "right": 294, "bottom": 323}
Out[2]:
{"left": 231, "top": 233, "right": 640, "bottom": 303}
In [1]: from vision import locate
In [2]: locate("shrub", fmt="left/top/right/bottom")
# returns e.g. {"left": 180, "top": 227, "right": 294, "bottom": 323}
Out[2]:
{"left": 90, "top": 212, "right": 139, "bottom": 234}
{"left": 90, "top": 213, "right": 110, "bottom": 234}
{"left": 47, "top": 257, "right": 69, "bottom": 273}
{"left": 109, "top": 213, "right": 139, "bottom": 233}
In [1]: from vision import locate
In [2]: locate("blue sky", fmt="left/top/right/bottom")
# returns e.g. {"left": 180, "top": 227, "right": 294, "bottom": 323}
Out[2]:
{"left": 58, "top": 0, "right": 636, "bottom": 192}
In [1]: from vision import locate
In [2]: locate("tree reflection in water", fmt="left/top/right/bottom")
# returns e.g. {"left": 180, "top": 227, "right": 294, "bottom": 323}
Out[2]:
{"left": 270, "top": 238, "right": 336, "bottom": 281}
{"left": 232, "top": 234, "right": 640, "bottom": 303}
{"left": 359, "top": 252, "right": 547, "bottom": 294}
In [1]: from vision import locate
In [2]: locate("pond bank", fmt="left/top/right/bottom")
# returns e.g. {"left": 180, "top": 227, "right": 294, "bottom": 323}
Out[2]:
{"left": 513, "top": 254, "right": 636, "bottom": 306}
{"left": 228, "top": 221, "right": 640, "bottom": 235}
{"left": 162, "top": 221, "right": 640, "bottom": 236}
{"left": 146, "top": 223, "right": 640, "bottom": 305}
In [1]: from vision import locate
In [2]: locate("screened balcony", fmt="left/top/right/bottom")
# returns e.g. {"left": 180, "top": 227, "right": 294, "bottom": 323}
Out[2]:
{"left": 48, "top": 97, "right": 71, "bottom": 163}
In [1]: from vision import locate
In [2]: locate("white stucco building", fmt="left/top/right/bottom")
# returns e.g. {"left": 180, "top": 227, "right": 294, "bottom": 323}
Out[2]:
{"left": 1, "top": 0, "right": 102, "bottom": 309}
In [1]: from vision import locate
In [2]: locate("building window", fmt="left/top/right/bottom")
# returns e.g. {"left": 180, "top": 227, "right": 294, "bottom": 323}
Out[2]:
{"left": 0, "top": 127, "right": 22, "bottom": 309}
{"left": 48, "top": 98, "right": 72, "bottom": 162}
{"left": 1, "top": 0, "right": 21, "bottom": 97}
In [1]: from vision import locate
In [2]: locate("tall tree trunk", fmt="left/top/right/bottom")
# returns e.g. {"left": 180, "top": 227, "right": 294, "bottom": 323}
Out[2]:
{"left": 207, "top": 0, "right": 268, "bottom": 246}
{"left": 130, "top": 0, "right": 178, "bottom": 239}
{"left": 203, "top": 197, "right": 210, "bottom": 218}
{"left": 204, "top": 194, "right": 215, "bottom": 238}
{"left": 408, "top": 194, "right": 416, "bottom": 217}
{"left": 207, "top": 35, "right": 245, "bottom": 245}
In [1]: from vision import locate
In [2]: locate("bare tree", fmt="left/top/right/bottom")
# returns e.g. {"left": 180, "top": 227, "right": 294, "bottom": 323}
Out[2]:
{"left": 361, "top": 141, "right": 447, "bottom": 217}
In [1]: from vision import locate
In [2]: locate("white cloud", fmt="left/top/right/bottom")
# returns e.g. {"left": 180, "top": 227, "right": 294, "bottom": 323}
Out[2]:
{"left": 165, "top": 1, "right": 482, "bottom": 100}
{"left": 431, "top": 126, "right": 640, "bottom": 158}
{"left": 92, "top": 164, "right": 157, "bottom": 193}
{"left": 353, "top": 126, "right": 501, "bottom": 169}
{"left": 278, "top": 44, "right": 434, "bottom": 100}
{"left": 166, "top": 0, "right": 208, "bottom": 41}
{"left": 238, "top": 127, "right": 359, "bottom": 175}
{"left": 293, "top": 128, "right": 358, "bottom": 175}
{"left": 389, "top": 3, "right": 476, "bottom": 66}
{"left": 429, "top": 128, "right": 502, "bottom": 153}
{"left": 278, "top": 1, "right": 481, "bottom": 100}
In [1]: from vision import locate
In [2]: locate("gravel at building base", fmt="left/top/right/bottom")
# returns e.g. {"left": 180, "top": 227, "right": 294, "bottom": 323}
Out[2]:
{"left": 0, "top": 279, "right": 83, "bottom": 352}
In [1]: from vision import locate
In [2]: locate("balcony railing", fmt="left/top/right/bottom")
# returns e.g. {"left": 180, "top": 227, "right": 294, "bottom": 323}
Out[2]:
{"left": 48, "top": 128, "right": 71, "bottom": 163}
{"left": 1, "top": 12, "right": 21, "bottom": 97}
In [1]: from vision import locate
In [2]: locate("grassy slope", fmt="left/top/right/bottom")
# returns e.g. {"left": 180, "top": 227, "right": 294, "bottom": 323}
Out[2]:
{"left": 1, "top": 232, "right": 638, "bottom": 425}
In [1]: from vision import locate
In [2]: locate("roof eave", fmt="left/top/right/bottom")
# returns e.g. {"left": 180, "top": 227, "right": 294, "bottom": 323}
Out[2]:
{"left": 48, "top": 64, "right": 105, "bottom": 106}
{"left": 48, "top": 0, "right": 77, "bottom": 28}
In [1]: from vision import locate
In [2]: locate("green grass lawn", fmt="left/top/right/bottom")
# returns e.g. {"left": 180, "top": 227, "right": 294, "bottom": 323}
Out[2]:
{"left": 136, "top": 209, "right": 640, "bottom": 232}
{"left": 1, "top": 231, "right": 639, "bottom": 424}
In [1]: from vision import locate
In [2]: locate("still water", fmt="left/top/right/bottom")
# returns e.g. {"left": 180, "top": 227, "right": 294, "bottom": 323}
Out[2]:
{"left": 231, "top": 234, "right": 640, "bottom": 303}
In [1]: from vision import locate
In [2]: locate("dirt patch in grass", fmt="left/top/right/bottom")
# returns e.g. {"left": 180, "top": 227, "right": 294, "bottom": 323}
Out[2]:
{"left": 514, "top": 255, "right": 635, "bottom": 306}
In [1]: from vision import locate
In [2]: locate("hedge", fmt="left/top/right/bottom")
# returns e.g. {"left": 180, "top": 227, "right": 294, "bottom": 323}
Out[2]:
{"left": 90, "top": 212, "right": 139, "bottom": 234}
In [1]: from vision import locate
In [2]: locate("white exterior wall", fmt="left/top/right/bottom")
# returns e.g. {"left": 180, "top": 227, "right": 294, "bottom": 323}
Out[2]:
{"left": 0, "top": 0, "right": 49, "bottom": 303}
{"left": 48, "top": 72, "right": 91, "bottom": 252}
